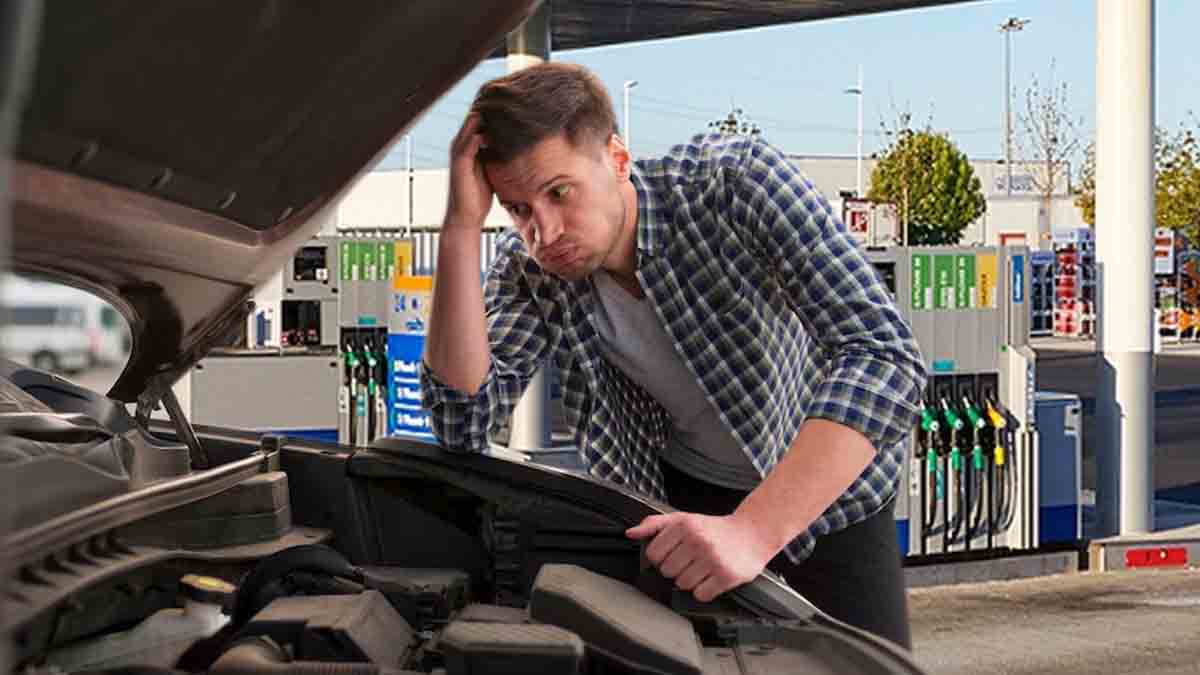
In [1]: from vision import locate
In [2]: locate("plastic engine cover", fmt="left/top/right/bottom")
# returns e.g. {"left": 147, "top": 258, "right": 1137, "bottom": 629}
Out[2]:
{"left": 239, "top": 590, "right": 414, "bottom": 666}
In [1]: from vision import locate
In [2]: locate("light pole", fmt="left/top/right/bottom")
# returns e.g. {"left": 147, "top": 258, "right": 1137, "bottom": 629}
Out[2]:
{"left": 623, "top": 80, "right": 638, "bottom": 155}
{"left": 844, "top": 65, "right": 864, "bottom": 198}
{"left": 1000, "top": 16, "right": 1031, "bottom": 196}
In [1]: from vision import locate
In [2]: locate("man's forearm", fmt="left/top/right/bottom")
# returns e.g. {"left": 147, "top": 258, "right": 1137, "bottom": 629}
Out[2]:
{"left": 424, "top": 228, "right": 490, "bottom": 394}
{"left": 732, "top": 419, "right": 877, "bottom": 556}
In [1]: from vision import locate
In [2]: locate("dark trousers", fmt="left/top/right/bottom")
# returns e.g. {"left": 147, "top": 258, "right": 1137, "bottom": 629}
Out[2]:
{"left": 660, "top": 461, "right": 912, "bottom": 650}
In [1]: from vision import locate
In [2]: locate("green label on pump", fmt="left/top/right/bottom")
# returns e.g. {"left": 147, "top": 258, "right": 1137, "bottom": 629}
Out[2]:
{"left": 340, "top": 241, "right": 355, "bottom": 282}
{"left": 955, "top": 254, "right": 976, "bottom": 309}
{"left": 381, "top": 242, "right": 395, "bottom": 281}
{"left": 934, "top": 254, "right": 955, "bottom": 310}
{"left": 361, "top": 242, "right": 378, "bottom": 281}
{"left": 911, "top": 254, "right": 932, "bottom": 310}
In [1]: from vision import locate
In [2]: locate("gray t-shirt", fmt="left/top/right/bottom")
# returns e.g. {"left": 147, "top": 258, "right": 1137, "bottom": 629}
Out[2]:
{"left": 590, "top": 271, "right": 761, "bottom": 490}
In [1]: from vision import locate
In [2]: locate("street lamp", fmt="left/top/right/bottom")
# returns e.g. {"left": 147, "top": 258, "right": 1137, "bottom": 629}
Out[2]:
{"left": 844, "top": 65, "right": 864, "bottom": 198}
{"left": 623, "top": 80, "right": 638, "bottom": 155}
{"left": 1000, "top": 16, "right": 1031, "bottom": 196}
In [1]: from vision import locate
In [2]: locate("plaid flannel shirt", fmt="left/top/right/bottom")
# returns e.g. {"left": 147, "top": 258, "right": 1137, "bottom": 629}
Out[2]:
{"left": 422, "top": 133, "right": 926, "bottom": 562}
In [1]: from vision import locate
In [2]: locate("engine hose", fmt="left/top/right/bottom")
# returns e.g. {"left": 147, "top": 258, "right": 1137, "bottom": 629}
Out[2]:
{"left": 232, "top": 545, "right": 363, "bottom": 627}
{"left": 212, "top": 637, "right": 396, "bottom": 675}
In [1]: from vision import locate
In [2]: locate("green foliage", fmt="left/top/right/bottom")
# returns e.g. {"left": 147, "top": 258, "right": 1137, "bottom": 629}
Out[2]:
{"left": 868, "top": 128, "right": 986, "bottom": 245}
{"left": 1076, "top": 125, "right": 1200, "bottom": 243}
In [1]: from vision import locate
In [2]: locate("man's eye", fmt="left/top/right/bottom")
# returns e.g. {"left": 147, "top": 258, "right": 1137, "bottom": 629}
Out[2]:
{"left": 551, "top": 185, "right": 572, "bottom": 200}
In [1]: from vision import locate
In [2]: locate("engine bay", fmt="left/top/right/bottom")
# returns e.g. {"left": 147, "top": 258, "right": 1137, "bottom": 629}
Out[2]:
{"left": 3, "top": 363, "right": 918, "bottom": 675}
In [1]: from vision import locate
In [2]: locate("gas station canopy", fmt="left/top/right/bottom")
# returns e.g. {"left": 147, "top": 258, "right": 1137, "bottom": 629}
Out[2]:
{"left": 498, "top": 0, "right": 981, "bottom": 52}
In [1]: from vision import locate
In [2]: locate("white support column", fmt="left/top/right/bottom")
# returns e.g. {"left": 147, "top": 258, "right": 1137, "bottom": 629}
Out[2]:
{"left": 1095, "top": 0, "right": 1155, "bottom": 536}
{"left": 506, "top": 2, "right": 553, "bottom": 452}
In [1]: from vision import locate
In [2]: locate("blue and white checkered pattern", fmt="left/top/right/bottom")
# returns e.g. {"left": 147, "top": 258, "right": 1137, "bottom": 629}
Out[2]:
{"left": 422, "top": 134, "right": 926, "bottom": 562}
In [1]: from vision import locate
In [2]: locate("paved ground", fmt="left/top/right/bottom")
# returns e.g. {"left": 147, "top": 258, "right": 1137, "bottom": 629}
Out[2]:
{"left": 910, "top": 568, "right": 1200, "bottom": 675}
{"left": 1036, "top": 339, "right": 1200, "bottom": 495}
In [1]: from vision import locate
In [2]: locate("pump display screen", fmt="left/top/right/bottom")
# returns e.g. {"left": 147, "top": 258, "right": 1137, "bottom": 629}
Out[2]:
{"left": 294, "top": 246, "right": 329, "bottom": 282}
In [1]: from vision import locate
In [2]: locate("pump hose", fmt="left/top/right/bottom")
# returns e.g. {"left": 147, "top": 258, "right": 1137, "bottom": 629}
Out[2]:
{"left": 969, "top": 470, "right": 987, "bottom": 538}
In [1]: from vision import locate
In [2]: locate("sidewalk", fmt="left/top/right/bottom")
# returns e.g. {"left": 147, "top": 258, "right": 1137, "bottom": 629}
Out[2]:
{"left": 909, "top": 567, "right": 1200, "bottom": 675}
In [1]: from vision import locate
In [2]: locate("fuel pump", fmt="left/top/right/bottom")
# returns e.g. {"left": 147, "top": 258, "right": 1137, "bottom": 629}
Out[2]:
{"left": 984, "top": 399, "right": 1006, "bottom": 549}
{"left": 354, "top": 339, "right": 370, "bottom": 445}
{"left": 917, "top": 401, "right": 940, "bottom": 556}
{"left": 939, "top": 397, "right": 965, "bottom": 551}
{"left": 373, "top": 338, "right": 389, "bottom": 442}
{"left": 363, "top": 338, "right": 379, "bottom": 443}
{"left": 961, "top": 394, "right": 989, "bottom": 548}
{"left": 986, "top": 398, "right": 1017, "bottom": 538}
{"left": 342, "top": 338, "right": 359, "bottom": 446}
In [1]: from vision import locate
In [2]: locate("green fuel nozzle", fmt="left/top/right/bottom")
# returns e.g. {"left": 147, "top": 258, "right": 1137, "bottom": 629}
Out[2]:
{"left": 920, "top": 404, "right": 941, "bottom": 434}
{"left": 962, "top": 396, "right": 986, "bottom": 430}
{"left": 940, "top": 398, "right": 964, "bottom": 432}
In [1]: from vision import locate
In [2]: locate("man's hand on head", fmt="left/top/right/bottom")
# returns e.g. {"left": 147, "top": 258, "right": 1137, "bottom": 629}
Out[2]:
{"left": 626, "top": 511, "right": 779, "bottom": 603}
{"left": 444, "top": 112, "right": 494, "bottom": 234}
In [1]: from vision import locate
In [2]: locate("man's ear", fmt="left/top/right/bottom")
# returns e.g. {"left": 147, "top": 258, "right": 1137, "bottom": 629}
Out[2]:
{"left": 609, "top": 133, "right": 632, "bottom": 179}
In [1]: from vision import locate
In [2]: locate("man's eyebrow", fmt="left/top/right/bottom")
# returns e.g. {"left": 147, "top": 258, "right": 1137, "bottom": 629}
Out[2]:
{"left": 536, "top": 174, "right": 571, "bottom": 193}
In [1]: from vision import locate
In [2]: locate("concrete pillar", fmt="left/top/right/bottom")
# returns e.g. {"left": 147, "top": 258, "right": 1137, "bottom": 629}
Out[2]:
{"left": 1095, "top": 0, "right": 1155, "bottom": 536}
{"left": 506, "top": 2, "right": 553, "bottom": 452}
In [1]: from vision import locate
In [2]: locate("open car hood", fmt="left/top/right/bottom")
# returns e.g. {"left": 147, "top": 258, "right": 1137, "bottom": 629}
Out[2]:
{"left": 10, "top": 1, "right": 539, "bottom": 402}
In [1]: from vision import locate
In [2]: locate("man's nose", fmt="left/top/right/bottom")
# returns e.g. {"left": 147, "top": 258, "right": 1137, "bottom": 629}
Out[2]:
{"left": 532, "top": 209, "right": 563, "bottom": 249}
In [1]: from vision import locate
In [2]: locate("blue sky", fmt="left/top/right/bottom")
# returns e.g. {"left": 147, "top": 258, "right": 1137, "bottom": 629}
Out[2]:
{"left": 378, "top": 0, "right": 1199, "bottom": 173}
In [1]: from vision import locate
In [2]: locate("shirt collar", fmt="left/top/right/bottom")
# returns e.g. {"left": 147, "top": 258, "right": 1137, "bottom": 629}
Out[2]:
{"left": 630, "top": 162, "right": 667, "bottom": 258}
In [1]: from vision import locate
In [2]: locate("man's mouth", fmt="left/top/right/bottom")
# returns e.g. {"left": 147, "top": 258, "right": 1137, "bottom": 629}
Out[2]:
{"left": 542, "top": 247, "right": 575, "bottom": 267}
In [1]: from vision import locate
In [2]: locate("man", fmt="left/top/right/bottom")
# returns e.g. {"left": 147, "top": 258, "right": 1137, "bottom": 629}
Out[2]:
{"left": 422, "top": 62, "right": 926, "bottom": 649}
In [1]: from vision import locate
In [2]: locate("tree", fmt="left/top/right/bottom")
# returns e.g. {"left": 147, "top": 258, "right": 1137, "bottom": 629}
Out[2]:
{"left": 868, "top": 118, "right": 986, "bottom": 245}
{"left": 708, "top": 106, "right": 761, "bottom": 138}
{"left": 1075, "top": 124, "right": 1200, "bottom": 243}
{"left": 1016, "top": 61, "right": 1082, "bottom": 243}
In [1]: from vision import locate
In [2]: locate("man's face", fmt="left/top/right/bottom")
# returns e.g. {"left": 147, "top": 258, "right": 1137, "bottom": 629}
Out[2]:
{"left": 485, "top": 133, "right": 629, "bottom": 282}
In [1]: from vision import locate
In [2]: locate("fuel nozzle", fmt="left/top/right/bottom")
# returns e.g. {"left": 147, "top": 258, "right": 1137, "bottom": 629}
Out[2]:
{"left": 939, "top": 398, "right": 965, "bottom": 473}
{"left": 920, "top": 403, "right": 941, "bottom": 434}
{"left": 939, "top": 397, "right": 964, "bottom": 433}
{"left": 362, "top": 339, "right": 378, "bottom": 398}
{"left": 343, "top": 339, "right": 359, "bottom": 384}
{"left": 961, "top": 395, "right": 987, "bottom": 470}
{"left": 962, "top": 395, "right": 986, "bottom": 431}
{"left": 917, "top": 401, "right": 940, "bottom": 458}
{"left": 985, "top": 399, "right": 1007, "bottom": 466}
{"left": 985, "top": 399, "right": 1007, "bottom": 430}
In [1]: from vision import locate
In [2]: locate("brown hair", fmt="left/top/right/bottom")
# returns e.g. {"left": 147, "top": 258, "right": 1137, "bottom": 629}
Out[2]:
{"left": 472, "top": 62, "right": 617, "bottom": 164}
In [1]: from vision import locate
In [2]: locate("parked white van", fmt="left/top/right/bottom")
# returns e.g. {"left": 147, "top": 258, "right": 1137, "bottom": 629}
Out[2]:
{"left": 2, "top": 276, "right": 131, "bottom": 372}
